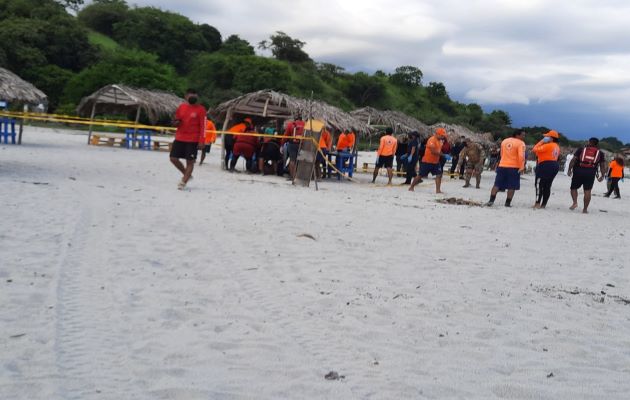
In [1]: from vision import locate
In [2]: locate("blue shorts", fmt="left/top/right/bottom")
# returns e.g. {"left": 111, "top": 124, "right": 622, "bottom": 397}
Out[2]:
{"left": 419, "top": 162, "right": 442, "bottom": 177}
{"left": 494, "top": 167, "right": 520, "bottom": 190}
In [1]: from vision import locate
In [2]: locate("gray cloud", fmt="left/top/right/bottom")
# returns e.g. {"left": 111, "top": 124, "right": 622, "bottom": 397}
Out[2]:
{"left": 124, "top": 0, "right": 630, "bottom": 138}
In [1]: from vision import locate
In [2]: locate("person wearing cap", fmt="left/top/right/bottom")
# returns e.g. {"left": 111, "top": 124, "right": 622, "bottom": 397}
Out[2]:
{"left": 486, "top": 130, "right": 526, "bottom": 207}
{"left": 372, "top": 127, "right": 398, "bottom": 185}
{"left": 449, "top": 136, "right": 467, "bottom": 179}
{"left": 532, "top": 130, "right": 561, "bottom": 208}
{"left": 229, "top": 120, "right": 259, "bottom": 172}
{"left": 456, "top": 138, "right": 485, "bottom": 189}
{"left": 336, "top": 129, "right": 351, "bottom": 152}
{"left": 568, "top": 137, "right": 607, "bottom": 213}
{"left": 409, "top": 127, "right": 447, "bottom": 193}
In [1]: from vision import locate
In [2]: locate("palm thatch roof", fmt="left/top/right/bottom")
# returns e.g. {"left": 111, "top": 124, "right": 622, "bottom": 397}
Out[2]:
{"left": 76, "top": 84, "right": 184, "bottom": 124}
{"left": 351, "top": 107, "right": 430, "bottom": 137}
{"left": 0, "top": 67, "right": 47, "bottom": 105}
{"left": 210, "top": 89, "right": 371, "bottom": 134}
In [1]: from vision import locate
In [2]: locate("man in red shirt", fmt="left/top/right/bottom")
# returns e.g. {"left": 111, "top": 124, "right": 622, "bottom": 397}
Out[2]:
{"left": 170, "top": 89, "right": 206, "bottom": 190}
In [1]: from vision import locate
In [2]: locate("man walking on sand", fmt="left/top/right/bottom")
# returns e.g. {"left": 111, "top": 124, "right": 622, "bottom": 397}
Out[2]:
{"left": 409, "top": 127, "right": 447, "bottom": 193}
{"left": 170, "top": 89, "right": 206, "bottom": 190}
{"left": 486, "top": 130, "right": 526, "bottom": 207}
{"left": 372, "top": 127, "right": 398, "bottom": 185}
{"left": 456, "top": 138, "right": 485, "bottom": 189}
{"left": 568, "top": 137, "right": 607, "bottom": 213}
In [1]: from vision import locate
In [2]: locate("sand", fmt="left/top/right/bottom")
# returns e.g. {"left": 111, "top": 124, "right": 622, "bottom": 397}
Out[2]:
{"left": 1, "top": 127, "right": 629, "bottom": 399}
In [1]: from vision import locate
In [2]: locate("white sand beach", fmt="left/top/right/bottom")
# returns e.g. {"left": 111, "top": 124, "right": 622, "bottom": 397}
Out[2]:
{"left": 1, "top": 127, "right": 629, "bottom": 399}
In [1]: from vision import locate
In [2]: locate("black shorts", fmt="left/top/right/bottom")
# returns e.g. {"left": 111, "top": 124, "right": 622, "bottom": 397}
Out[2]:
{"left": 376, "top": 155, "right": 394, "bottom": 168}
{"left": 570, "top": 171, "right": 597, "bottom": 191}
{"left": 419, "top": 162, "right": 442, "bottom": 177}
{"left": 203, "top": 144, "right": 212, "bottom": 153}
{"left": 261, "top": 143, "right": 282, "bottom": 161}
{"left": 494, "top": 167, "right": 520, "bottom": 190}
{"left": 170, "top": 140, "right": 198, "bottom": 160}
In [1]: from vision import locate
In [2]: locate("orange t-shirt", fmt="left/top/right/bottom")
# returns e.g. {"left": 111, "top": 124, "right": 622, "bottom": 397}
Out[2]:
{"left": 422, "top": 135, "right": 442, "bottom": 164}
{"left": 609, "top": 160, "right": 624, "bottom": 178}
{"left": 347, "top": 132, "right": 356, "bottom": 149}
{"left": 204, "top": 120, "right": 217, "bottom": 144}
{"left": 498, "top": 137, "right": 526, "bottom": 169}
{"left": 377, "top": 134, "right": 397, "bottom": 156}
{"left": 337, "top": 133, "right": 350, "bottom": 150}
{"left": 319, "top": 129, "right": 332, "bottom": 150}
{"left": 532, "top": 140, "right": 559, "bottom": 163}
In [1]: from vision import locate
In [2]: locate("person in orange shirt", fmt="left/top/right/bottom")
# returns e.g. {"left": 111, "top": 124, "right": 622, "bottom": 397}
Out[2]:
{"left": 347, "top": 129, "right": 356, "bottom": 152}
{"left": 199, "top": 118, "right": 217, "bottom": 165}
{"left": 336, "top": 129, "right": 350, "bottom": 152}
{"left": 409, "top": 127, "right": 447, "bottom": 193}
{"left": 316, "top": 127, "right": 333, "bottom": 179}
{"left": 532, "top": 130, "right": 561, "bottom": 208}
{"left": 225, "top": 117, "right": 253, "bottom": 169}
{"left": 486, "top": 130, "right": 526, "bottom": 207}
{"left": 604, "top": 155, "right": 625, "bottom": 198}
{"left": 371, "top": 127, "right": 398, "bottom": 184}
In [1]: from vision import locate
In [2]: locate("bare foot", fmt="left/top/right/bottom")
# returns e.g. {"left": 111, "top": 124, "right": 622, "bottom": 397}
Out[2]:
{"left": 436, "top": 191, "right": 444, "bottom": 194}
{"left": 569, "top": 204, "right": 578, "bottom": 210}
{"left": 533, "top": 203, "right": 541, "bottom": 209}
{"left": 408, "top": 186, "right": 415, "bottom": 192}
{"left": 582, "top": 209, "right": 588, "bottom": 214}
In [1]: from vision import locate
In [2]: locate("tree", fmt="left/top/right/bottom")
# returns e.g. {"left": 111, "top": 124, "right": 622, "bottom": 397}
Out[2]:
{"left": 113, "top": 7, "right": 211, "bottom": 71}
{"left": 57, "top": 0, "right": 83, "bottom": 12}
{"left": 258, "top": 31, "right": 311, "bottom": 63}
{"left": 63, "top": 48, "right": 184, "bottom": 104}
{"left": 426, "top": 81, "right": 447, "bottom": 98}
{"left": 389, "top": 65, "right": 423, "bottom": 88}
{"left": 344, "top": 72, "right": 387, "bottom": 107}
{"left": 218, "top": 35, "right": 254, "bottom": 56}
{"left": 78, "top": 0, "right": 129, "bottom": 36}
{"left": 22, "top": 65, "right": 74, "bottom": 110}
{"left": 199, "top": 24, "right": 222, "bottom": 52}
{"left": 233, "top": 56, "right": 290, "bottom": 93}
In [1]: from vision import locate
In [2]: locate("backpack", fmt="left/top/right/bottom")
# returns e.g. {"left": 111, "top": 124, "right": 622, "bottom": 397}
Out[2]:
{"left": 578, "top": 147, "right": 600, "bottom": 168}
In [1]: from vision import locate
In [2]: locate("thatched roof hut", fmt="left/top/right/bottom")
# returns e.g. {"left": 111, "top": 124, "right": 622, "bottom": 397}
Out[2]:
{"left": 210, "top": 89, "right": 371, "bottom": 134}
{"left": 351, "top": 107, "right": 430, "bottom": 136}
{"left": 0, "top": 67, "right": 47, "bottom": 106}
{"left": 76, "top": 84, "right": 184, "bottom": 124}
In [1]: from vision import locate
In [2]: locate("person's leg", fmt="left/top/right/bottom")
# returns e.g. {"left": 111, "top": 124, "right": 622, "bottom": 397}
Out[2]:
{"left": 435, "top": 174, "right": 443, "bottom": 193}
{"left": 583, "top": 190, "right": 592, "bottom": 213}
{"left": 541, "top": 178, "right": 553, "bottom": 208}
{"left": 475, "top": 167, "right": 482, "bottom": 188}
{"left": 182, "top": 159, "right": 195, "bottom": 183}
{"left": 611, "top": 178, "right": 621, "bottom": 198}
{"left": 170, "top": 157, "right": 186, "bottom": 175}
{"left": 449, "top": 156, "right": 458, "bottom": 178}
{"left": 570, "top": 189, "right": 579, "bottom": 210}
{"left": 199, "top": 150, "right": 206, "bottom": 165}
{"left": 505, "top": 189, "right": 515, "bottom": 207}
{"left": 534, "top": 176, "right": 542, "bottom": 207}
{"left": 387, "top": 167, "right": 393, "bottom": 185}
{"left": 229, "top": 154, "right": 239, "bottom": 170}
{"left": 486, "top": 185, "right": 499, "bottom": 205}
{"left": 463, "top": 169, "right": 472, "bottom": 187}
{"left": 372, "top": 166, "right": 380, "bottom": 183}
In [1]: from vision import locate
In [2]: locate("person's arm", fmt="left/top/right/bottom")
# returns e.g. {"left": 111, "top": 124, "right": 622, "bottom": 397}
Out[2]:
{"left": 455, "top": 148, "right": 466, "bottom": 170}
{"left": 598, "top": 157, "right": 607, "bottom": 181}
{"left": 430, "top": 140, "right": 441, "bottom": 157}
{"left": 518, "top": 143, "right": 526, "bottom": 173}
{"left": 392, "top": 140, "right": 398, "bottom": 156}
{"left": 532, "top": 140, "right": 545, "bottom": 155}
{"left": 377, "top": 138, "right": 384, "bottom": 156}
{"left": 172, "top": 105, "right": 183, "bottom": 127}
{"left": 567, "top": 153, "right": 577, "bottom": 177}
{"left": 198, "top": 110, "right": 207, "bottom": 147}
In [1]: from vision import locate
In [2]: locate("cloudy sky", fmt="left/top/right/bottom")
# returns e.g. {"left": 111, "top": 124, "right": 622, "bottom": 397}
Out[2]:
{"left": 131, "top": 0, "right": 630, "bottom": 142}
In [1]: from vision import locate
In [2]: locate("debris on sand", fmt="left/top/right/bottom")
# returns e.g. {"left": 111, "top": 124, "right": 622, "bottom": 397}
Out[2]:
{"left": 436, "top": 197, "right": 483, "bottom": 207}
{"left": 297, "top": 233, "right": 317, "bottom": 241}
{"left": 325, "top": 371, "right": 345, "bottom": 380}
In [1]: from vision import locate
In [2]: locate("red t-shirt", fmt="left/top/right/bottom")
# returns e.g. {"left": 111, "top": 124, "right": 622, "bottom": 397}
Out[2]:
{"left": 175, "top": 103, "right": 207, "bottom": 143}
{"left": 282, "top": 120, "right": 305, "bottom": 144}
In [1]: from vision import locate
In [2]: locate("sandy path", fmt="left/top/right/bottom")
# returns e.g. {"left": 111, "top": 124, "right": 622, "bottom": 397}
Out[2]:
{"left": 1, "top": 127, "right": 629, "bottom": 399}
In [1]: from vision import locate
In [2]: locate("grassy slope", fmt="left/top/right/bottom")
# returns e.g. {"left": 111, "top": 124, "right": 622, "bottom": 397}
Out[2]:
{"left": 87, "top": 30, "right": 120, "bottom": 51}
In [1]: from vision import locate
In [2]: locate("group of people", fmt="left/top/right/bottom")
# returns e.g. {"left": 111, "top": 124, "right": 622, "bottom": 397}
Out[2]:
{"left": 168, "top": 89, "right": 625, "bottom": 210}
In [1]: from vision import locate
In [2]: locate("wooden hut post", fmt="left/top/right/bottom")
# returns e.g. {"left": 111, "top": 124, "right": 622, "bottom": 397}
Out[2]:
{"left": 86, "top": 101, "right": 96, "bottom": 145}
{"left": 17, "top": 118, "right": 23, "bottom": 145}
{"left": 220, "top": 108, "right": 233, "bottom": 170}
{"left": 132, "top": 105, "right": 141, "bottom": 148}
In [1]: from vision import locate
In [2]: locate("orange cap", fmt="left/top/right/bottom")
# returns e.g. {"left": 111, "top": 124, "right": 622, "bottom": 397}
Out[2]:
{"left": 544, "top": 130, "right": 559, "bottom": 139}
{"left": 435, "top": 127, "right": 447, "bottom": 137}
